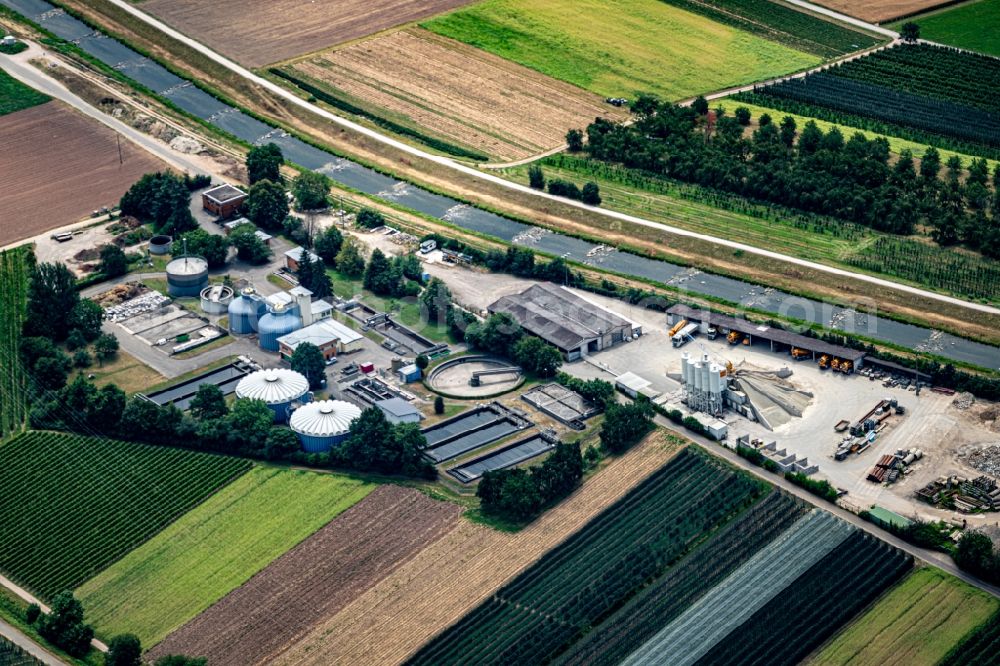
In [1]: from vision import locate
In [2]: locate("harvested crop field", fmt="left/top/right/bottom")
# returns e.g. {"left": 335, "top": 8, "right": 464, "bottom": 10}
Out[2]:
{"left": 141, "top": 0, "right": 476, "bottom": 67}
{"left": 280, "top": 29, "right": 627, "bottom": 162}
{"left": 815, "top": 0, "right": 954, "bottom": 22}
{"left": 808, "top": 567, "right": 1000, "bottom": 666}
{"left": 272, "top": 430, "right": 685, "bottom": 666}
{"left": 148, "top": 485, "right": 461, "bottom": 666}
{"left": 0, "top": 102, "right": 166, "bottom": 246}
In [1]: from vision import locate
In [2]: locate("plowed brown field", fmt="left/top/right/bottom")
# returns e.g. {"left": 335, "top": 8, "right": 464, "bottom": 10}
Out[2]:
{"left": 817, "top": 0, "right": 953, "bottom": 21}
{"left": 141, "top": 0, "right": 476, "bottom": 67}
{"left": 272, "top": 431, "right": 685, "bottom": 666}
{"left": 147, "top": 485, "right": 461, "bottom": 666}
{"left": 0, "top": 102, "right": 166, "bottom": 246}
{"left": 285, "top": 30, "right": 627, "bottom": 162}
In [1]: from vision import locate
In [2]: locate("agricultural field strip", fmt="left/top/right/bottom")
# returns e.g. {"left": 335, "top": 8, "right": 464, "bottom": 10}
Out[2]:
{"left": 939, "top": 608, "right": 1000, "bottom": 665}
{"left": 892, "top": 0, "right": 1000, "bottom": 58}
{"left": 147, "top": 485, "right": 461, "bottom": 666}
{"left": 0, "top": 431, "right": 251, "bottom": 599}
{"left": 808, "top": 567, "right": 1000, "bottom": 666}
{"left": 556, "top": 491, "right": 807, "bottom": 666}
{"left": 77, "top": 467, "right": 374, "bottom": 646}
{"left": 0, "top": 68, "right": 49, "bottom": 116}
{"left": 0, "top": 249, "right": 29, "bottom": 438}
{"left": 409, "top": 450, "right": 766, "bottom": 664}
{"left": 694, "top": 531, "right": 913, "bottom": 665}
{"left": 271, "top": 433, "right": 682, "bottom": 665}
{"left": 808, "top": 0, "right": 951, "bottom": 23}
{"left": 621, "top": 510, "right": 853, "bottom": 666}
{"left": 283, "top": 30, "right": 625, "bottom": 162}
{"left": 53, "top": 0, "right": 1000, "bottom": 322}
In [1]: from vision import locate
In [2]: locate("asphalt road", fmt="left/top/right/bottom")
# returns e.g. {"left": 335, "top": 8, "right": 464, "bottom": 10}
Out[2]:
{"left": 0, "top": 619, "right": 66, "bottom": 666}
{"left": 96, "top": 0, "right": 999, "bottom": 317}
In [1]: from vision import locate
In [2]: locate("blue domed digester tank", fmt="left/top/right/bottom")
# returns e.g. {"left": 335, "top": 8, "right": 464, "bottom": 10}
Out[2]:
{"left": 290, "top": 400, "right": 362, "bottom": 452}
{"left": 257, "top": 302, "right": 302, "bottom": 352}
{"left": 228, "top": 287, "right": 267, "bottom": 335}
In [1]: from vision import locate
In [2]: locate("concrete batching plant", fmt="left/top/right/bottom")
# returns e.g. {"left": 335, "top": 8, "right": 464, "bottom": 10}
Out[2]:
{"left": 681, "top": 352, "right": 726, "bottom": 417}
{"left": 290, "top": 400, "right": 362, "bottom": 452}
{"left": 234, "top": 368, "right": 311, "bottom": 422}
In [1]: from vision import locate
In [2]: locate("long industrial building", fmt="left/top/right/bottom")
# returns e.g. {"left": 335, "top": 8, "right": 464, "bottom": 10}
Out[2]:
{"left": 489, "top": 283, "right": 640, "bottom": 360}
{"left": 666, "top": 304, "right": 865, "bottom": 367}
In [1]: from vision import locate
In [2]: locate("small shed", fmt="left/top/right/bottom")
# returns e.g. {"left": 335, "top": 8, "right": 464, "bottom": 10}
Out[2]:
{"left": 284, "top": 246, "right": 320, "bottom": 272}
{"left": 867, "top": 506, "right": 913, "bottom": 531}
{"left": 616, "top": 372, "right": 659, "bottom": 400}
{"left": 202, "top": 183, "right": 247, "bottom": 218}
{"left": 397, "top": 364, "right": 421, "bottom": 384}
{"left": 706, "top": 419, "right": 728, "bottom": 441}
{"left": 376, "top": 397, "right": 422, "bottom": 424}
{"left": 2, "top": 35, "right": 17, "bottom": 46}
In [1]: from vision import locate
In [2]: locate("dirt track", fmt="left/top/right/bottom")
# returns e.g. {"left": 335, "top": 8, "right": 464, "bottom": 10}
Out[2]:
{"left": 815, "top": 0, "right": 952, "bottom": 22}
{"left": 147, "top": 485, "right": 461, "bottom": 666}
{"left": 272, "top": 432, "right": 684, "bottom": 665}
{"left": 0, "top": 101, "right": 166, "bottom": 246}
{"left": 288, "top": 30, "right": 627, "bottom": 162}
{"left": 141, "top": 0, "right": 475, "bottom": 67}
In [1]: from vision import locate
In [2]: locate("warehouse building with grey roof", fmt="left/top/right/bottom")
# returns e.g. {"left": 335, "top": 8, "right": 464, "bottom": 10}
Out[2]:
{"left": 488, "top": 283, "right": 639, "bottom": 360}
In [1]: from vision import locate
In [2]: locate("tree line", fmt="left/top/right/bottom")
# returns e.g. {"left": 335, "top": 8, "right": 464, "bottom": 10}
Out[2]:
{"left": 576, "top": 97, "right": 1000, "bottom": 257}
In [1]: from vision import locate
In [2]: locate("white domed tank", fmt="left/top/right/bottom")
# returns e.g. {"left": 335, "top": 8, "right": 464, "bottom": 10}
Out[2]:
{"left": 257, "top": 302, "right": 302, "bottom": 352}
{"left": 166, "top": 255, "right": 209, "bottom": 297}
{"left": 228, "top": 287, "right": 267, "bottom": 335}
{"left": 235, "top": 368, "right": 311, "bottom": 422}
{"left": 290, "top": 400, "right": 362, "bottom": 452}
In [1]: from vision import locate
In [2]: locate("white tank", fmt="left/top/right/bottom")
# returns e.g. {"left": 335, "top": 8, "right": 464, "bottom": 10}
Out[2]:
{"left": 693, "top": 362, "right": 703, "bottom": 391}
{"left": 682, "top": 353, "right": 692, "bottom": 386}
{"left": 709, "top": 364, "right": 722, "bottom": 394}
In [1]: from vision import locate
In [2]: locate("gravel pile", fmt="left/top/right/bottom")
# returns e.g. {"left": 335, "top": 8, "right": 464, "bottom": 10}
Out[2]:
{"left": 968, "top": 444, "right": 1000, "bottom": 476}
{"left": 953, "top": 392, "right": 976, "bottom": 410}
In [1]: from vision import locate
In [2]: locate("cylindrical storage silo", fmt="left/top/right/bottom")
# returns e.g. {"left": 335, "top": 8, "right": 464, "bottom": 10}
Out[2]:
{"left": 681, "top": 353, "right": 691, "bottom": 386}
{"left": 257, "top": 303, "right": 302, "bottom": 352}
{"left": 709, "top": 364, "right": 722, "bottom": 394}
{"left": 166, "top": 256, "right": 209, "bottom": 297}
{"left": 235, "top": 368, "right": 311, "bottom": 422}
{"left": 200, "top": 284, "right": 234, "bottom": 314}
{"left": 148, "top": 234, "right": 173, "bottom": 255}
{"left": 693, "top": 362, "right": 703, "bottom": 391}
{"left": 290, "top": 399, "right": 362, "bottom": 452}
{"left": 228, "top": 287, "right": 267, "bottom": 335}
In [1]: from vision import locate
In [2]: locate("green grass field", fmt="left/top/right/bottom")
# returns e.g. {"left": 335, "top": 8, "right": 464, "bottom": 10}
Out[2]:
{"left": 0, "top": 68, "right": 49, "bottom": 116}
{"left": 77, "top": 466, "right": 375, "bottom": 645}
{"left": 808, "top": 567, "right": 1000, "bottom": 666}
{"left": 422, "top": 0, "right": 820, "bottom": 100}
{"left": 892, "top": 0, "right": 1000, "bottom": 57}
{"left": 0, "top": 431, "right": 252, "bottom": 599}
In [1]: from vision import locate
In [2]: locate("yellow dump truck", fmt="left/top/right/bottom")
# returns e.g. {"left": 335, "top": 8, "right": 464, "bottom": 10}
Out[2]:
{"left": 831, "top": 358, "right": 841, "bottom": 371}
{"left": 727, "top": 331, "right": 742, "bottom": 345}
{"left": 819, "top": 355, "right": 830, "bottom": 369}
{"left": 791, "top": 348, "right": 810, "bottom": 360}
{"left": 839, "top": 360, "right": 854, "bottom": 374}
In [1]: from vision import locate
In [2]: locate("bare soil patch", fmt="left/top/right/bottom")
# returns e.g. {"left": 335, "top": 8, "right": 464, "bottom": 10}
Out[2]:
{"left": 285, "top": 30, "right": 627, "bottom": 162}
{"left": 272, "top": 431, "right": 684, "bottom": 665}
{"left": 141, "top": 0, "right": 476, "bottom": 68}
{"left": 0, "top": 102, "right": 167, "bottom": 247}
{"left": 147, "top": 485, "right": 461, "bottom": 666}
{"left": 816, "top": 0, "right": 955, "bottom": 22}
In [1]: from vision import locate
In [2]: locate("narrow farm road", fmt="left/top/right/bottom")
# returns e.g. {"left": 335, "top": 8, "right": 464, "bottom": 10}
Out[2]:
{"left": 0, "top": 44, "right": 209, "bottom": 179}
{"left": 658, "top": 417, "right": 1000, "bottom": 600}
{"left": 0, "top": 618, "right": 66, "bottom": 666}
{"left": 0, "top": 571, "right": 108, "bottom": 655}
{"left": 89, "top": 0, "right": 1000, "bottom": 317}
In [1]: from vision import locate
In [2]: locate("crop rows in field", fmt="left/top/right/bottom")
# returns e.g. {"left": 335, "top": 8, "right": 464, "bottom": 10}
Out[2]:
{"left": 0, "top": 247, "right": 30, "bottom": 439}
{"left": 694, "top": 530, "right": 912, "bottom": 665}
{"left": 757, "top": 73, "right": 1000, "bottom": 149}
{"left": 0, "top": 636, "right": 41, "bottom": 666}
{"left": 0, "top": 68, "right": 48, "bottom": 116}
{"left": 0, "top": 431, "right": 251, "bottom": 599}
{"left": 407, "top": 448, "right": 766, "bottom": 665}
{"left": 940, "top": 609, "right": 1000, "bottom": 666}
{"left": 558, "top": 491, "right": 806, "bottom": 666}
{"left": 658, "top": 0, "right": 881, "bottom": 58}
{"left": 828, "top": 44, "right": 1000, "bottom": 114}
{"left": 845, "top": 237, "right": 1000, "bottom": 303}
{"left": 623, "top": 510, "right": 854, "bottom": 666}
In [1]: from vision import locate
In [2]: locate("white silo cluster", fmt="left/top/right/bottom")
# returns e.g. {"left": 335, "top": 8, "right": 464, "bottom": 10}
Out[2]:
{"left": 681, "top": 352, "right": 726, "bottom": 417}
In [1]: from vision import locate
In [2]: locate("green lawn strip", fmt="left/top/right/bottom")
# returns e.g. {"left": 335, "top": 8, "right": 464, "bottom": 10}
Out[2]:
{"left": 808, "top": 567, "right": 1000, "bottom": 666}
{"left": 0, "top": 67, "right": 49, "bottom": 116}
{"left": 0, "top": 587, "right": 101, "bottom": 666}
{"left": 422, "top": 0, "right": 819, "bottom": 100}
{"left": 76, "top": 466, "right": 375, "bottom": 646}
{"left": 890, "top": 0, "right": 1000, "bottom": 58}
